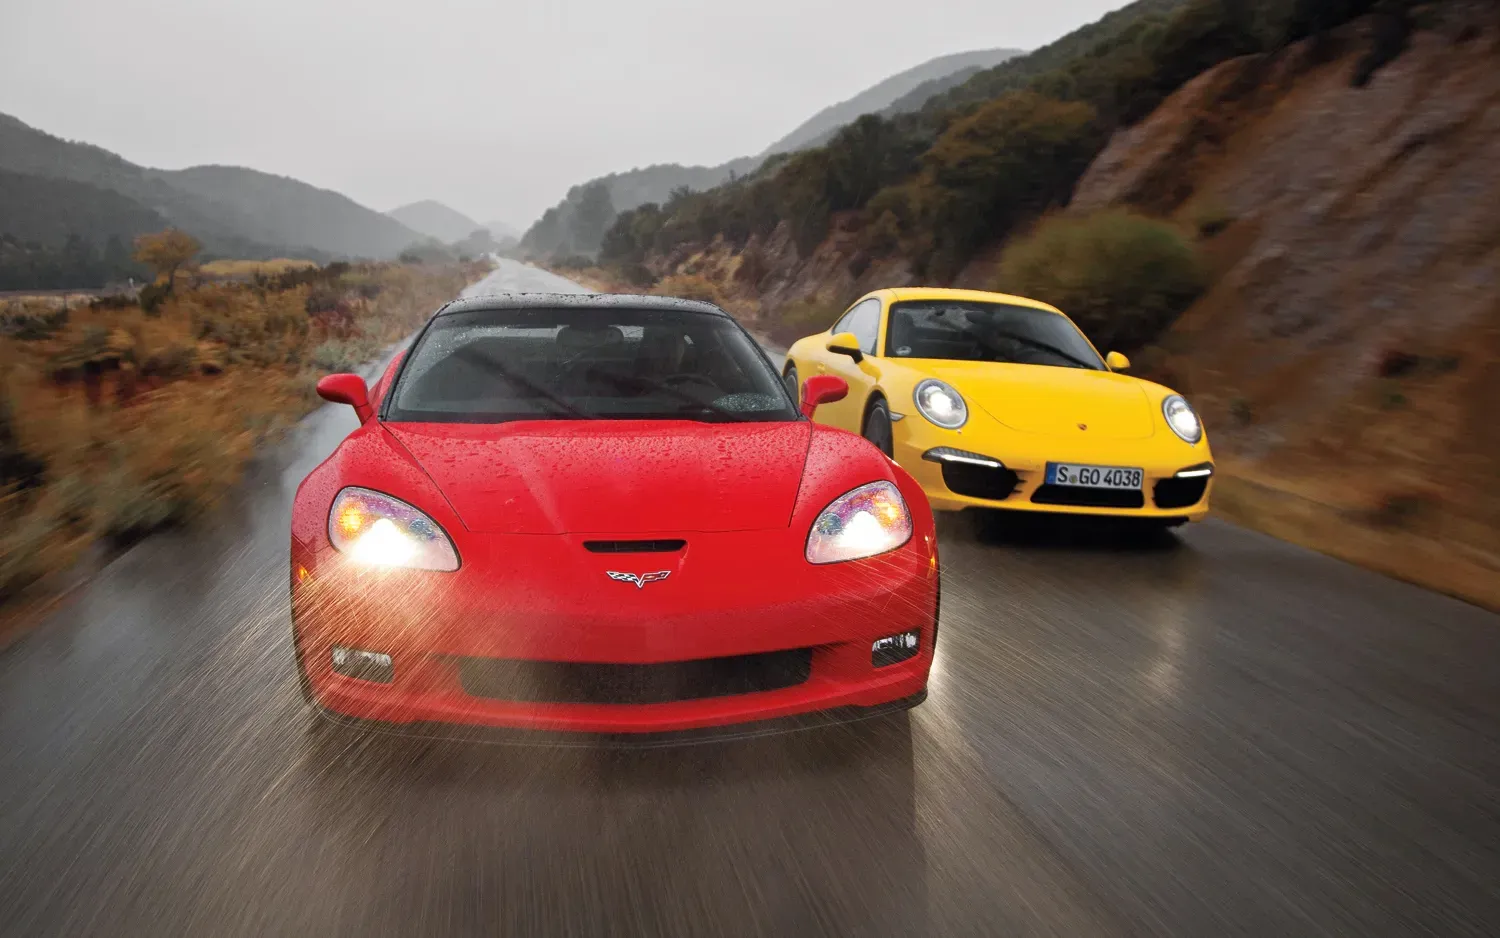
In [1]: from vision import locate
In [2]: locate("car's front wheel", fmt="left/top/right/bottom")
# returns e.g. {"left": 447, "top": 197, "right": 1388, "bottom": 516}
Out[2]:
{"left": 863, "top": 398, "right": 894, "bottom": 458}
{"left": 783, "top": 363, "right": 799, "bottom": 404}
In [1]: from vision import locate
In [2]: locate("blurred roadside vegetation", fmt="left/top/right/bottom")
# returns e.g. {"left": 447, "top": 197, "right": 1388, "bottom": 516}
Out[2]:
{"left": 597, "top": 0, "right": 1427, "bottom": 298}
{"left": 0, "top": 246, "right": 486, "bottom": 606}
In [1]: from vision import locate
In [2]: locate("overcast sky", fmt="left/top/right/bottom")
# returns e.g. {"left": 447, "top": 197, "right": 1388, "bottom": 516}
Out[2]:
{"left": 2, "top": 0, "right": 1127, "bottom": 231}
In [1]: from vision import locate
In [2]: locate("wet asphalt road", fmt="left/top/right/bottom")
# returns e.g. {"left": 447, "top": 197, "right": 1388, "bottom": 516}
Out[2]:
{"left": 2, "top": 260, "right": 1498, "bottom": 937}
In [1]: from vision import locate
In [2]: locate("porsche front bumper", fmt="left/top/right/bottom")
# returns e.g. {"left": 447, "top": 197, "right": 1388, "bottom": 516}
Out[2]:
{"left": 893, "top": 424, "right": 1214, "bottom": 520}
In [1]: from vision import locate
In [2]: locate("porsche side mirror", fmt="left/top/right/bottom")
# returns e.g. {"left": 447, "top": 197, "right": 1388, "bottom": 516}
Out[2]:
{"left": 826, "top": 332, "right": 864, "bottom": 364}
{"left": 317, "top": 373, "right": 374, "bottom": 423}
{"left": 801, "top": 375, "right": 848, "bottom": 419}
{"left": 1106, "top": 351, "right": 1131, "bottom": 371}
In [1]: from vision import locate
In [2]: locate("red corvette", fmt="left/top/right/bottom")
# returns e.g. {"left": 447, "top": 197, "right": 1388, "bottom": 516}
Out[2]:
{"left": 291, "top": 294, "right": 939, "bottom": 736}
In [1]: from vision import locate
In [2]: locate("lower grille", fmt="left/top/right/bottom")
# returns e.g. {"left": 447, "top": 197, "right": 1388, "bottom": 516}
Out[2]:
{"left": 456, "top": 649, "right": 813, "bottom": 705}
{"left": 1031, "top": 484, "right": 1145, "bottom": 509}
{"left": 940, "top": 462, "right": 1021, "bottom": 501}
{"left": 1154, "top": 477, "right": 1209, "bottom": 509}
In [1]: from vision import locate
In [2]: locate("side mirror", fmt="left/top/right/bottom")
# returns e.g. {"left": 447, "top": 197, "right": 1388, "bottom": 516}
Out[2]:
{"left": 317, "top": 373, "right": 374, "bottom": 423}
{"left": 800, "top": 375, "right": 848, "bottom": 419}
{"left": 826, "top": 331, "right": 864, "bottom": 364}
{"left": 1106, "top": 351, "right": 1131, "bottom": 371}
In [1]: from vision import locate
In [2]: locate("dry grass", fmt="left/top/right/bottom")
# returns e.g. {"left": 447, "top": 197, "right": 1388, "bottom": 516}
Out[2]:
{"left": 0, "top": 260, "right": 485, "bottom": 608}
{"left": 198, "top": 258, "right": 318, "bottom": 279}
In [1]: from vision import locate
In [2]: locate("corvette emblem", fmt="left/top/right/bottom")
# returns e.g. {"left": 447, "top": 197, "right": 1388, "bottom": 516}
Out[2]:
{"left": 1077, "top": 423, "right": 1088, "bottom": 430}
{"left": 606, "top": 570, "right": 672, "bottom": 589}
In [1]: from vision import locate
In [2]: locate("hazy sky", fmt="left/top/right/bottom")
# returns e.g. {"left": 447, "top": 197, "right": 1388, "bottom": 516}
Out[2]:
{"left": 2, "top": 0, "right": 1127, "bottom": 231}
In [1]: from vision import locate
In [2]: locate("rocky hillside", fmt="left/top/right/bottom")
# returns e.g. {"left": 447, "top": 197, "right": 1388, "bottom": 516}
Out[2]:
{"left": 564, "top": 6, "right": 1500, "bottom": 606}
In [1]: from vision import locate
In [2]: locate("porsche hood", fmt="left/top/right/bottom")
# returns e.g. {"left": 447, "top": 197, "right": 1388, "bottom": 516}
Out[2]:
{"left": 914, "top": 362, "right": 1157, "bottom": 441}
{"left": 385, "top": 421, "right": 812, "bottom": 535}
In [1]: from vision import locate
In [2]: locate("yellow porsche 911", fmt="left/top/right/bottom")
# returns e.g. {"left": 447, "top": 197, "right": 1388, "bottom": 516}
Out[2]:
{"left": 782, "top": 288, "right": 1213, "bottom": 526}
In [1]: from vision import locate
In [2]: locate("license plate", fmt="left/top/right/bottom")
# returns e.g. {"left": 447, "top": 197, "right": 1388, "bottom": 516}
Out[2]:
{"left": 1045, "top": 462, "right": 1143, "bottom": 489}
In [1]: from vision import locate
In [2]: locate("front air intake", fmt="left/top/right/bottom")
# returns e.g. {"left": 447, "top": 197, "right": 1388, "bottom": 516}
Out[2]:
{"left": 583, "top": 539, "right": 687, "bottom": 554}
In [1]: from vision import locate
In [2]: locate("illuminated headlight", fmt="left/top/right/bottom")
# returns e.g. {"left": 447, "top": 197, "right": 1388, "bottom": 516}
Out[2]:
{"left": 328, "top": 487, "right": 460, "bottom": 571}
{"left": 1162, "top": 395, "right": 1203, "bottom": 444}
{"left": 913, "top": 379, "right": 968, "bottom": 429}
{"left": 806, "top": 480, "right": 913, "bottom": 564}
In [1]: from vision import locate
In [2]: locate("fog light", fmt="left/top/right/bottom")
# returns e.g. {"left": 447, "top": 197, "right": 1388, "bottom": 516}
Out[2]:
{"left": 331, "top": 646, "right": 394, "bottom": 683}
{"left": 872, "top": 630, "right": 920, "bottom": 667}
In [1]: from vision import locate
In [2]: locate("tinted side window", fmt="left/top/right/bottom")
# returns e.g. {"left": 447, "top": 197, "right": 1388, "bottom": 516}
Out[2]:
{"left": 838, "top": 299, "right": 881, "bottom": 354}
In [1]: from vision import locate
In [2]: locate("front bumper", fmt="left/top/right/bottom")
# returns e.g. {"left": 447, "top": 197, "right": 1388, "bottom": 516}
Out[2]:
{"left": 893, "top": 424, "right": 1213, "bottom": 520}
{"left": 291, "top": 530, "right": 938, "bottom": 733}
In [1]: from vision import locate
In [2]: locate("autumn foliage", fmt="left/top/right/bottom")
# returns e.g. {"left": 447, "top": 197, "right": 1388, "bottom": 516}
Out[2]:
{"left": 0, "top": 259, "right": 485, "bottom": 604}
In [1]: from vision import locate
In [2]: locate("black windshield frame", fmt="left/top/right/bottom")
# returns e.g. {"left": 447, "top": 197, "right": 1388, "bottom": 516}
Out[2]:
{"left": 380, "top": 305, "right": 800, "bottom": 424}
{"left": 884, "top": 300, "right": 1106, "bottom": 371}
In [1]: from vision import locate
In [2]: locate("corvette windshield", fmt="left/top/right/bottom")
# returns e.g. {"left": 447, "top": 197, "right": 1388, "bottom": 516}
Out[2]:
{"left": 387, "top": 306, "right": 798, "bottom": 423}
{"left": 886, "top": 300, "right": 1105, "bottom": 370}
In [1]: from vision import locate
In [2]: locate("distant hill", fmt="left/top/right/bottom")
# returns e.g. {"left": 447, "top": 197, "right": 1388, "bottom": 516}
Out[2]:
{"left": 154, "top": 165, "right": 423, "bottom": 259}
{"left": 389, "top": 200, "right": 482, "bottom": 243}
{"left": 0, "top": 112, "right": 421, "bottom": 260}
{"left": 518, "top": 46, "right": 1019, "bottom": 260}
{"left": 483, "top": 219, "right": 520, "bottom": 241}
{"left": 758, "top": 47, "right": 1023, "bottom": 156}
{"left": 0, "top": 168, "right": 167, "bottom": 246}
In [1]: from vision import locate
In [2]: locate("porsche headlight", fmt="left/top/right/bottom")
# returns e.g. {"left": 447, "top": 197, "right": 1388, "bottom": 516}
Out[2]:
{"left": 913, "top": 379, "right": 967, "bottom": 429}
{"left": 328, "top": 487, "right": 460, "bottom": 571}
{"left": 1162, "top": 395, "right": 1203, "bottom": 444}
{"left": 806, "top": 481, "right": 913, "bottom": 564}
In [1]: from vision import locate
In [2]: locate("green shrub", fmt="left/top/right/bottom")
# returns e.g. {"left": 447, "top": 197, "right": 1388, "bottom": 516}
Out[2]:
{"left": 995, "top": 211, "right": 1206, "bottom": 352}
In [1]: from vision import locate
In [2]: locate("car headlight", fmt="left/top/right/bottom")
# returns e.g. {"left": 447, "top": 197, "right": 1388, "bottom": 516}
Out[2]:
{"left": 328, "top": 487, "right": 460, "bottom": 571}
{"left": 1162, "top": 394, "right": 1203, "bottom": 444}
{"left": 913, "top": 379, "right": 968, "bottom": 429}
{"left": 806, "top": 481, "right": 913, "bottom": 564}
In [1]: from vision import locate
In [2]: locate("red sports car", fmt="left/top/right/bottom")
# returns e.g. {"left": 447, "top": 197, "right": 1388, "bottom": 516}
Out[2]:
{"left": 291, "top": 294, "right": 939, "bottom": 736}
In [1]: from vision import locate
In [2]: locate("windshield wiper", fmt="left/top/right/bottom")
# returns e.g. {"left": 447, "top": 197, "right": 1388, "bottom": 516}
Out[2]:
{"left": 982, "top": 332, "right": 1100, "bottom": 370}
{"left": 453, "top": 349, "right": 592, "bottom": 419}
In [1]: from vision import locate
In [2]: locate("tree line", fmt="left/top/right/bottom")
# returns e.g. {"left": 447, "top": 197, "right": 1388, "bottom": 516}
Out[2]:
{"left": 0, "top": 233, "right": 149, "bottom": 291}
{"left": 597, "top": 0, "right": 1421, "bottom": 282}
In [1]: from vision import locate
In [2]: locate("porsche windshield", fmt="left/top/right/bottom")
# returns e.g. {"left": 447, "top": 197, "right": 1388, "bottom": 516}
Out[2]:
{"left": 886, "top": 300, "right": 1105, "bottom": 370}
{"left": 386, "top": 306, "right": 799, "bottom": 422}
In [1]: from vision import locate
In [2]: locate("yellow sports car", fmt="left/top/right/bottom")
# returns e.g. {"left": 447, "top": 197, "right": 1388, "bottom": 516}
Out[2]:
{"left": 782, "top": 287, "right": 1213, "bottom": 525}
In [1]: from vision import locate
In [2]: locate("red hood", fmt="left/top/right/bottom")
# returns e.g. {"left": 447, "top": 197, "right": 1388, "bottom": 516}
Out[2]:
{"left": 384, "top": 421, "right": 811, "bottom": 535}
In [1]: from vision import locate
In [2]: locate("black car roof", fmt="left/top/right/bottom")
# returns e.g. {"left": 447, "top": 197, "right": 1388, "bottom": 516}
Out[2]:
{"left": 434, "top": 292, "right": 730, "bottom": 319}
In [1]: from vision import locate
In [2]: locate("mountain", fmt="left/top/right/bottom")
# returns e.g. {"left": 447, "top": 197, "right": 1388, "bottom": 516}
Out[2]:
{"left": 0, "top": 112, "right": 422, "bottom": 260}
{"left": 482, "top": 219, "right": 520, "bottom": 241}
{"left": 389, "top": 200, "right": 482, "bottom": 244}
{"left": 0, "top": 168, "right": 166, "bottom": 247}
{"left": 518, "top": 47, "right": 1021, "bottom": 260}
{"left": 157, "top": 165, "right": 423, "bottom": 259}
{"left": 758, "top": 47, "right": 1023, "bottom": 157}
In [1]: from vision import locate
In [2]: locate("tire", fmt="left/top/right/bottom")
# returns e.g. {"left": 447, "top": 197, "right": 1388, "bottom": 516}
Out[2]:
{"left": 783, "top": 363, "right": 799, "bottom": 404}
{"left": 863, "top": 397, "right": 894, "bottom": 458}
